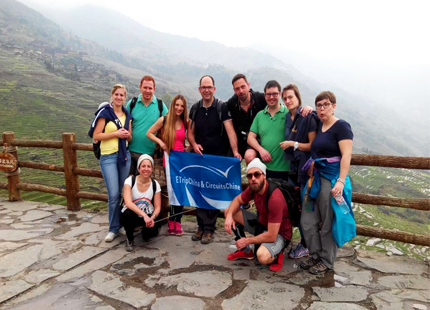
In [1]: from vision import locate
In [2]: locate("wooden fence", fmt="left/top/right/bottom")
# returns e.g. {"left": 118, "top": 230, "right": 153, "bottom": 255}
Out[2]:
{"left": 1, "top": 131, "right": 429, "bottom": 246}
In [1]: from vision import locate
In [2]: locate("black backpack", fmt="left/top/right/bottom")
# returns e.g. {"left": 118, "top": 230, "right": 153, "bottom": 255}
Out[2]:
{"left": 119, "top": 176, "right": 157, "bottom": 209}
{"left": 264, "top": 178, "right": 302, "bottom": 227}
{"left": 93, "top": 97, "right": 163, "bottom": 160}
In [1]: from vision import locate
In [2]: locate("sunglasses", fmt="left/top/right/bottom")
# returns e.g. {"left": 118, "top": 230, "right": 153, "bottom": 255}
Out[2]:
{"left": 246, "top": 171, "right": 263, "bottom": 180}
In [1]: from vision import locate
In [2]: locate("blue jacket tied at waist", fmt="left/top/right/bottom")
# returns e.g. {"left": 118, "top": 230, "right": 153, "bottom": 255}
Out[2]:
{"left": 302, "top": 157, "right": 356, "bottom": 247}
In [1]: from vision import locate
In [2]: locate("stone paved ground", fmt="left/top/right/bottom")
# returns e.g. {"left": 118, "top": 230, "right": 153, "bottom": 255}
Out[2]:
{"left": 0, "top": 199, "right": 429, "bottom": 310}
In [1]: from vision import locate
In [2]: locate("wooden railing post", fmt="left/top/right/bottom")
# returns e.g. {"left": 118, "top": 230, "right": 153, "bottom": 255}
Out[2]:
{"left": 2, "top": 131, "right": 21, "bottom": 201}
{"left": 62, "top": 133, "right": 80, "bottom": 211}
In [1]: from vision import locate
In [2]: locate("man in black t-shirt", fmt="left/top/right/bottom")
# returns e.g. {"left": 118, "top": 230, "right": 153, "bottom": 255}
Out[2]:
{"left": 188, "top": 75, "right": 241, "bottom": 244}
{"left": 226, "top": 74, "right": 267, "bottom": 164}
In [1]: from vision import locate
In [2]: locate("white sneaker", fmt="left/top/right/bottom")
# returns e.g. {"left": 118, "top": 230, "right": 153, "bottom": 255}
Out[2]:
{"left": 119, "top": 227, "right": 126, "bottom": 236}
{"left": 105, "top": 232, "right": 118, "bottom": 242}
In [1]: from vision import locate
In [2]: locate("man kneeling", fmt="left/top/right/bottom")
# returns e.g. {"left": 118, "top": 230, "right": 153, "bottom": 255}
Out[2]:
{"left": 224, "top": 159, "right": 292, "bottom": 272}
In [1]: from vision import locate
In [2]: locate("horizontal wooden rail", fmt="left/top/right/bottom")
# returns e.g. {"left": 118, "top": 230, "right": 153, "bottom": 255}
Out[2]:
{"left": 17, "top": 183, "right": 67, "bottom": 196}
{"left": 351, "top": 154, "right": 430, "bottom": 170}
{"left": 352, "top": 193, "right": 430, "bottom": 211}
{"left": 356, "top": 224, "right": 430, "bottom": 246}
{"left": 19, "top": 161, "right": 65, "bottom": 173}
{"left": 11, "top": 140, "right": 63, "bottom": 149}
{"left": 72, "top": 143, "right": 93, "bottom": 151}
{"left": 77, "top": 191, "right": 107, "bottom": 202}
{"left": 74, "top": 167, "right": 103, "bottom": 178}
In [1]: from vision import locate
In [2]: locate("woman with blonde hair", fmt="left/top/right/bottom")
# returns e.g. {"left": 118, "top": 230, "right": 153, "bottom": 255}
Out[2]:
{"left": 147, "top": 94, "right": 189, "bottom": 235}
{"left": 89, "top": 84, "right": 133, "bottom": 242}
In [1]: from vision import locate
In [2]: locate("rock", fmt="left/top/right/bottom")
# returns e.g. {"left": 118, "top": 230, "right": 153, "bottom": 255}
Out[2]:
{"left": 377, "top": 275, "right": 430, "bottom": 290}
{"left": 0, "top": 219, "right": 14, "bottom": 224}
{"left": 0, "top": 280, "right": 34, "bottom": 304}
{"left": 0, "top": 229, "right": 53, "bottom": 241}
{"left": 57, "top": 247, "right": 126, "bottom": 282}
{"left": 307, "top": 302, "right": 369, "bottom": 310}
{"left": 222, "top": 280, "right": 304, "bottom": 310}
{"left": 337, "top": 246, "right": 355, "bottom": 258}
{"left": 354, "top": 250, "right": 427, "bottom": 275}
{"left": 233, "top": 268, "right": 250, "bottom": 281}
{"left": 24, "top": 269, "right": 60, "bottom": 284}
{"left": 0, "top": 201, "right": 39, "bottom": 212}
{"left": 8, "top": 211, "right": 23, "bottom": 216}
{"left": 413, "top": 304, "right": 428, "bottom": 310}
{"left": 151, "top": 296, "right": 205, "bottom": 310}
{"left": 52, "top": 246, "right": 105, "bottom": 271}
{"left": 366, "top": 238, "right": 381, "bottom": 246}
{"left": 0, "top": 244, "right": 44, "bottom": 277}
{"left": 371, "top": 289, "right": 430, "bottom": 309}
{"left": 20, "top": 210, "right": 53, "bottom": 222}
{"left": 335, "top": 261, "right": 373, "bottom": 286}
{"left": 313, "top": 287, "right": 368, "bottom": 302}
{"left": 0, "top": 241, "right": 27, "bottom": 252}
{"left": 87, "top": 271, "right": 156, "bottom": 308}
{"left": 90, "top": 214, "right": 109, "bottom": 224}
{"left": 385, "top": 245, "right": 404, "bottom": 256}
{"left": 146, "top": 270, "right": 232, "bottom": 298}
{"left": 110, "top": 248, "right": 164, "bottom": 276}
{"left": 54, "top": 223, "right": 105, "bottom": 240}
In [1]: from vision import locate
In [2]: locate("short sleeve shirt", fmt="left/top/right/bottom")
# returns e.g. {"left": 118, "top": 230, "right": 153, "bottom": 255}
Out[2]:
{"left": 250, "top": 104, "right": 290, "bottom": 172}
{"left": 241, "top": 184, "right": 292, "bottom": 240}
{"left": 127, "top": 94, "right": 168, "bottom": 154}
{"left": 121, "top": 177, "right": 161, "bottom": 217}
{"left": 190, "top": 98, "right": 231, "bottom": 155}
{"left": 311, "top": 119, "right": 353, "bottom": 159}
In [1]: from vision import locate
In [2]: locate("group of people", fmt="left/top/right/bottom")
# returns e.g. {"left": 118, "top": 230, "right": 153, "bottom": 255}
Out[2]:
{"left": 88, "top": 73, "right": 354, "bottom": 275}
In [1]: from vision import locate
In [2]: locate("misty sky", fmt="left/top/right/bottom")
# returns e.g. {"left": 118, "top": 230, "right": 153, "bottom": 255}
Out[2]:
{"left": 20, "top": 0, "right": 429, "bottom": 66}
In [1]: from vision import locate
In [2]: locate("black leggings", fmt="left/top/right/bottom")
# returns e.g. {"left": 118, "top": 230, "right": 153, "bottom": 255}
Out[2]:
{"left": 120, "top": 209, "right": 159, "bottom": 242}
{"left": 170, "top": 205, "right": 184, "bottom": 222}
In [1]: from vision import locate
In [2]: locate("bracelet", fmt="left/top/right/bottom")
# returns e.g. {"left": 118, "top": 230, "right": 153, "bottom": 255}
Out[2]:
{"left": 336, "top": 178, "right": 345, "bottom": 184}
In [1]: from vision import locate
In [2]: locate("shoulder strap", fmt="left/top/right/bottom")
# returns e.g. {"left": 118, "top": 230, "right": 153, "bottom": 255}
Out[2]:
{"left": 157, "top": 99, "right": 163, "bottom": 117}
{"left": 130, "top": 97, "right": 138, "bottom": 115}
{"left": 131, "top": 175, "right": 136, "bottom": 188}
{"left": 151, "top": 178, "right": 157, "bottom": 205}
{"left": 189, "top": 103, "right": 198, "bottom": 130}
{"left": 264, "top": 179, "right": 277, "bottom": 213}
{"left": 215, "top": 99, "right": 224, "bottom": 136}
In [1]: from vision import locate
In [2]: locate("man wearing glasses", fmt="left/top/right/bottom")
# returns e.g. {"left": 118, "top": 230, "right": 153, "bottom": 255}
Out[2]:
{"left": 247, "top": 80, "right": 290, "bottom": 180}
{"left": 188, "top": 75, "right": 241, "bottom": 244}
{"left": 224, "top": 158, "right": 292, "bottom": 271}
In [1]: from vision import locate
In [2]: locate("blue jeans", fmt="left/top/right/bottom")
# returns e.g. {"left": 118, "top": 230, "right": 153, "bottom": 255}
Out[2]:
{"left": 100, "top": 151, "right": 131, "bottom": 233}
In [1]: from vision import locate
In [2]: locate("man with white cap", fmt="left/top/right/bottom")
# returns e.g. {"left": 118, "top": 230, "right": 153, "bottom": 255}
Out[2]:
{"left": 224, "top": 158, "right": 292, "bottom": 271}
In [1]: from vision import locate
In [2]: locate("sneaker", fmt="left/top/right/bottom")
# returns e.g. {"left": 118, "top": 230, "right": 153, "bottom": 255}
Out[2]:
{"left": 167, "top": 220, "right": 175, "bottom": 235}
{"left": 227, "top": 249, "right": 254, "bottom": 261}
{"left": 299, "top": 257, "right": 318, "bottom": 270}
{"left": 125, "top": 239, "right": 134, "bottom": 252}
{"left": 118, "top": 227, "right": 126, "bottom": 236}
{"left": 191, "top": 230, "right": 203, "bottom": 241}
{"left": 288, "top": 243, "right": 309, "bottom": 259}
{"left": 309, "top": 260, "right": 329, "bottom": 275}
{"left": 269, "top": 251, "right": 285, "bottom": 272}
{"left": 104, "top": 232, "right": 118, "bottom": 243}
{"left": 201, "top": 232, "right": 213, "bottom": 244}
{"left": 174, "top": 222, "right": 183, "bottom": 236}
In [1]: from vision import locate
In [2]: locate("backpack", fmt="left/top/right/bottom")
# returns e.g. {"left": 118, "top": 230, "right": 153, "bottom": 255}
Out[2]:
{"left": 264, "top": 178, "right": 302, "bottom": 227}
{"left": 120, "top": 176, "right": 157, "bottom": 209}
{"left": 92, "top": 97, "right": 163, "bottom": 160}
{"left": 189, "top": 98, "right": 224, "bottom": 136}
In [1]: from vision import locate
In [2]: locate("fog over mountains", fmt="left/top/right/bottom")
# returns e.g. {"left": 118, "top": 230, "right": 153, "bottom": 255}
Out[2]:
{"left": 4, "top": 0, "right": 430, "bottom": 157}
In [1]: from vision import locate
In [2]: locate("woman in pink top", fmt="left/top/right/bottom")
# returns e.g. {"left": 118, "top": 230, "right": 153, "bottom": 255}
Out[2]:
{"left": 147, "top": 94, "right": 189, "bottom": 235}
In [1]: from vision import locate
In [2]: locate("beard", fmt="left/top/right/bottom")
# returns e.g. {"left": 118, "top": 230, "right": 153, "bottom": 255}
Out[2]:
{"left": 249, "top": 180, "right": 265, "bottom": 193}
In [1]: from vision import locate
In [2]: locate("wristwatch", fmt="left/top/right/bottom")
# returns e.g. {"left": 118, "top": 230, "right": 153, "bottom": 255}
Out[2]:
{"left": 294, "top": 141, "right": 299, "bottom": 151}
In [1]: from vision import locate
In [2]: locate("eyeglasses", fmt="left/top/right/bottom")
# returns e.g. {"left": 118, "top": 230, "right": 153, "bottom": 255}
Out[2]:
{"left": 265, "top": 92, "right": 280, "bottom": 98}
{"left": 199, "top": 86, "right": 214, "bottom": 90}
{"left": 316, "top": 102, "right": 332, "bottom": 109}
{"left": 246, "top": 171, "right": 263, "bottom": 180}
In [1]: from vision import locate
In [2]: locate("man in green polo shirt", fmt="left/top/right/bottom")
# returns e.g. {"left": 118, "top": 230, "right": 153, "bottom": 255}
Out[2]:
{"left": 127, "top": 75, "right": 168, "bottom": 175}
{"left": 247, "top": 80, "right": 290, "bottom": 180}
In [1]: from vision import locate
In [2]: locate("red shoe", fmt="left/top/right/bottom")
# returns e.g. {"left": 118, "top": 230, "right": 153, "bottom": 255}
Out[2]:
{"left": 174, "top": 222, "right": 183, "bottom": 236}
{"left": 167, "top": 220, "right": 175, "bottom": 235}
{"left": 227, "top": 249, "right": 254, "bottom": 261}
{"left": 269, "top": 251, "right": 285, "bottom": 272}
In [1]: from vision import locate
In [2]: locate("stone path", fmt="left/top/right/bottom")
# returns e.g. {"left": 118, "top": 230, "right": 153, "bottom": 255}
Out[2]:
{"left": 0, "top": 199, "right": 429, "bottom": 310}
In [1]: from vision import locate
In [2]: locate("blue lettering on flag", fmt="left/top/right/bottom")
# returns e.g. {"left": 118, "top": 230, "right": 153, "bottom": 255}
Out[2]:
{"left": 165, "top": 151, "right": 242, "bottom": 210}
